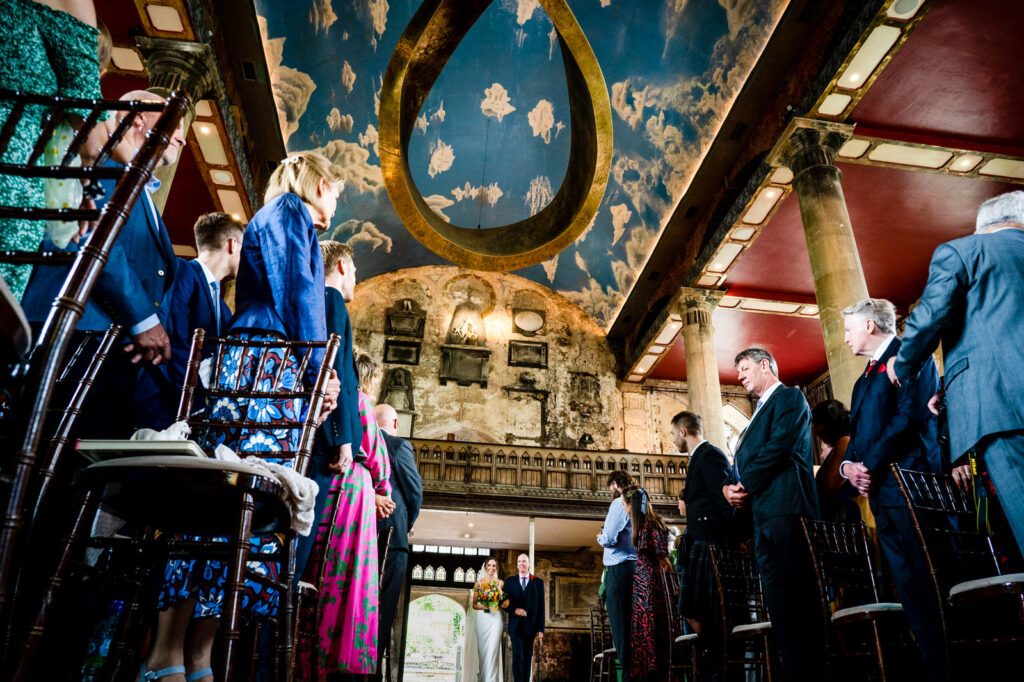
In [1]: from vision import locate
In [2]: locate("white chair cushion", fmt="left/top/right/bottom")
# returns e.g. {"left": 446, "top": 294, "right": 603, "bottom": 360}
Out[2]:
{"left": 675, "top": 633, "right": 699, "bottom": 643}
{"left": 831, "top": 602, "right": 903, "bottom": 623}
{"left": 949, "top": 572, "right": 1024, "bottom": 599}
{"left": 87, "top": 455, "right": 271, "bottom": 477}
{"left": 731, "top": 621, "right": 771, "bottom": 635}
{"left": 593, "top": 653, "right": 604, "bottom": 660}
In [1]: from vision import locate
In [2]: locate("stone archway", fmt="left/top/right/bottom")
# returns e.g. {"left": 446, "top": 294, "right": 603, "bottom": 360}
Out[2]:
{"left": 404, "top": 590, "right": 473, "bottom": 682}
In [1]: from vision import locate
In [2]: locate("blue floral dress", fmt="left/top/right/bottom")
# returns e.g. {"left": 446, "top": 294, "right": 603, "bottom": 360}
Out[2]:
{"left": 158, "top": 333, "right": 309, "bottom": 619}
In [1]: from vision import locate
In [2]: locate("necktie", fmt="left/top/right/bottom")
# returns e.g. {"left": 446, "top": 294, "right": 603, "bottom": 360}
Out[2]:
{"left": 210, "top": 281, "right": 221, "bottom": 334}
{"left": 865, "top": 359, "right": 876, "bottom": 378}
{"left": 521, "top": 576, "right": 527, "bottom": 590}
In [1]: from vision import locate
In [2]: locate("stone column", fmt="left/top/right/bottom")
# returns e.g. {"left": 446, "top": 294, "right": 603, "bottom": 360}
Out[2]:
{"left": 136, "top": 37, "right": 216, "bottom": 212}
{"left": 769, "top": 118, "right": 867, "bottom": 406}
{"left": 678, "top": 288, "right": 727, "bottom": 450}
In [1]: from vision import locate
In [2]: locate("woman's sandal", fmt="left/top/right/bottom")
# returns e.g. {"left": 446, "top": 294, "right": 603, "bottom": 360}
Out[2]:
{"left": 186, "top": 668, "right": 213, "bottom": 681}
{"left": 137, "top": 664, "right": 186, "bottom": 680}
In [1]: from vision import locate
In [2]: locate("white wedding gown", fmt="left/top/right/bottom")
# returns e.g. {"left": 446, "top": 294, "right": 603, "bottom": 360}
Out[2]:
{"left": 475, "top": 605, "right": 504, "bottom": 682}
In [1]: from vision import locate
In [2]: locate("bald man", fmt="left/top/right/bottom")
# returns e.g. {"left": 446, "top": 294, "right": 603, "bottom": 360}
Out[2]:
{"left": 23, "top": 89, "right": 186, "bottom": 437}
{"left": 373, "top": 403, "right": 423, "bottom": 674}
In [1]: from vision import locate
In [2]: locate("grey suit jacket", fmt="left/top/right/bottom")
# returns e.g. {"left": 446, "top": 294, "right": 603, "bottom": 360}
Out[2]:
{"left": 896, "top": 228, "right": 1024, "bottom": 460}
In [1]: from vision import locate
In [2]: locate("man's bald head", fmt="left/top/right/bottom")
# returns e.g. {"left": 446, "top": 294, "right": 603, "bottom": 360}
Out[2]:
{"left": 117, "top": 90, "right": 185, "bottom": 166}
{"left": 374, "top": 403, "right": 399, "bottom": 436}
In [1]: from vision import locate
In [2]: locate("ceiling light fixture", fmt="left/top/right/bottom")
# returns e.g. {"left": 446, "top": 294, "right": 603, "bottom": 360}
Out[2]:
{"left": 462, "top": 533, "right": 471, "bottom": 538}
{"left": 468, "top": 523, "right": 475, "bottom": 528}
{"left": 849, "top": 72, "right": 861, "bottom": 82}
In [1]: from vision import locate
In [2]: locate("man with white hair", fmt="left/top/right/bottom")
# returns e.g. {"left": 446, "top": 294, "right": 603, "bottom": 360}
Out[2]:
{"left": 888, "top": 190, "right": 1024, "bottom": 556}
{"left": 840, "top": 297, "right": 945, "bottom": 680}
{"left": 22, "top": 89, "right": 186, "bottom": 437}
{"left": 373, "top": 402, "right": 422, "bottom": 678}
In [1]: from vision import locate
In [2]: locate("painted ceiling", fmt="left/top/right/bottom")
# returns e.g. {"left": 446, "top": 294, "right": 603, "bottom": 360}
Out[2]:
{"left": 254, "top": 0, "right": 789, "bottom": 329}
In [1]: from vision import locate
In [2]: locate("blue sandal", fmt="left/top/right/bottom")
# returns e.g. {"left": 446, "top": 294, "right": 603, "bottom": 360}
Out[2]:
{"left": 186, "top": 668, "right": 212, "bottom": 681}
{"left": 138, "top": 664, "right": 186, "bottom": 680}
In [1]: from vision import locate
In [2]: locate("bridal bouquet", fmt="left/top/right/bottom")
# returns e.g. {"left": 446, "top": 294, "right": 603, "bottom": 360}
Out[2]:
{"left": 474, "top": 580, "right": 505, "bottom": 613}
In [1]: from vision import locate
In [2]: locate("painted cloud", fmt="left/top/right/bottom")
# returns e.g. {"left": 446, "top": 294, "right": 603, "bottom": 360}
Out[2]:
{"left": 524, "top": 175, "right": 553, "bottom": 216}
{"left": 341, "top": 60, "right": 357, "bottom": 93}
{"left": 363, "top": 0, "right": 389, "bottom": 49}
{"left": 428, "top": 139, "right": 455, "bottom": 178}
{"left": 415, "top": 114, "right": 429, "bottom": 134}
{"left": 326, "top": 107, "right": 353, "bottom": 134}
{"left": 309, "top": 0, "right": 337, "bottom": 34}
{"left": 425, "top": 194, "right": 455, "bottom": 222}
{"left": 611, "top": 79, "right": 659, "bottom": 131}
{"left": 330, "top": 219, "right": 392, "bottom": 253}
{"left": 515, "top": 0, "right": 540, "bottom": 25}
{"left": 451, "top": 181, "right": 503, "bottom": 207}
{"left": 431, "top": 101, "right": 446, "bottom": 123}
{"left": 315, "top": 139, "right": 384, "bottom": 195}
{"left": 610, "top": 203, "right": 632, "bottom": 245}
{"left": 574, "top": 250, "right": 590, "bottom": 276}
{"left": 481, "top": 83, "right": 515, "bottom": 122}
{"left": 258, "top": 16, "right": 316, "bottom": 146}
{"left": 358, "top": 123, "right": 379, "bottom": 157}
{"left": 527, "top": 100, "right": 556, "bottom": 144}
{"left": 541, "top": 253, "right": 559, "bottom": 283}
{"left": 563, "top": 278, "right": 623, "bottom": 328}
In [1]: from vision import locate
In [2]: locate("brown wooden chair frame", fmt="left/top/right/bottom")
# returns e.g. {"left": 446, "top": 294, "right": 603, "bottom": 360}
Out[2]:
{"left": 709, "top": 544, "right": 778, "bottom": 682}
{"left": 665, "top": 568, "right": 699, "bottom": 681}
{"left": 0, "top": 88, "right": 188, "bottom": 638}
{"left": 9, "top": 330, "right": 341, "bottom": 681}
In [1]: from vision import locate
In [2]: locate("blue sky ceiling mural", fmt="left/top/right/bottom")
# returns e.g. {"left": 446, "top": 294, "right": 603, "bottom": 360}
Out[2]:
{"left": 256, "top": 0, "right": 788, "bottom": 329}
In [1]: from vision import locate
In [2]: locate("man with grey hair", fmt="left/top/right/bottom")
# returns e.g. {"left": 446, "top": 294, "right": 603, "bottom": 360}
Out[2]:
{"left": 841, "top": 297, "right": 945, "bottom": 679}
{"left": 729, "top": 347, "right": 821, "bottom": 681}
{"left": 888, "top": 190, "right": 1024, "bottom": 556}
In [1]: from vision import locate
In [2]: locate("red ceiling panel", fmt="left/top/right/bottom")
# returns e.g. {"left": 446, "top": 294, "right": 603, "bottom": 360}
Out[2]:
{"left": 648, "top": 307, "right": 828, "bottom": 388}
{"left": 726, "top": 164, "right": 1018, "bottom": 304}
{"left": 162, "top": 145, "right": 218, "bottom": 247}
{"left": 852, "top": 0, "right": 1024, "bottom": 150}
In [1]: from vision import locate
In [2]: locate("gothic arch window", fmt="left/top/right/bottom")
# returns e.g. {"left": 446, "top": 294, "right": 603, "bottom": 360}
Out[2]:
{"left": 436, "top": 566, "right": 447, "bottom": 581}
{"left": 412, "top": 565, "right": 423, "bottom": 580}
{"left": 424, "top": 566, "right": 435, "bottom": 581}
{"left": 454, "top": 568, "right": 465, "bottom": 582}
{"left": 466, "top": 568, "right": 476, "bottom": 583}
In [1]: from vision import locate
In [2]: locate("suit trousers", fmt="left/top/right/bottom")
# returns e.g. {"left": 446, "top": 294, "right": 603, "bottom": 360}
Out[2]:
{"left": 510, "top": 630, "right": 535, "bottom": 682}
{"left": 294, "top": 456, "right": 334, "bottom": 584}
{"left": 980, "top": 430, "right": 1024, "bottom": 557}
{"left": 875, "top": 504, "right": 947, "bottom": 681}
{"left": 753, "top": 515, "right": 824, "bottom": 682}
{"left": 604, "top": 561, "right": 634, "bottom": 678}
{"left": 377, "top": 548, "right": 408, "bottom": 669}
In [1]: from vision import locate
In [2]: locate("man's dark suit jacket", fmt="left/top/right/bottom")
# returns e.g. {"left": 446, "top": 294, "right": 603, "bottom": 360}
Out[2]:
{"left": 378, "top": 431, "right": 423, "bottom": 551}
{"left": 504, "top": 574, "right": 545, "bottom": 637}
{"left": 313, "top": 287, "right": 362, "bottom": 464}
{"left": 896, "top": 228, "right": 1024, "bottom": 461}
{"left": 845, "top": 336, "right": 941, "bottom": 509}
{"left": 734, "top": 385, "right": 819, "bottom": 521}
{"left": 683, "top": 441, "right": 733, "bottom": 541}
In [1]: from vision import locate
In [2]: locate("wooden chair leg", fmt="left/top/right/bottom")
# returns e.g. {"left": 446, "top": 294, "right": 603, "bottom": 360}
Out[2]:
{"left": 218, "top": 492, "right": 255, "bottom": 682}
{"left": 10, "top": 487, "right": 98, "bottom": 682}
{"left": 277, "top": 533, "right": 296, "bottom": 682}
{"left": 106, "top": 526, "right": 162, "bottom": 682}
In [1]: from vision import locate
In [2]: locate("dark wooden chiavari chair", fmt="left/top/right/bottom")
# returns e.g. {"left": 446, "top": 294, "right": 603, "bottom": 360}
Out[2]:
{"left": 801, "top": 518, "right": 916, "bottom": 682}
{"left": 8, "top": 329, "right": 341, "bottom": 681}
{"left": 0, "top": 88, "right": 188, "bottom": 642}
{"left": 588, "top": 605, "right": 604, "bottom": 682}
{"left": 596, "top": 598, "right": 618, "bottom": 682}
{"left": 666, "top": 569, "right": 698, "bottom": 681}
{"left": 891, "top": 465, "right": 1024, "bottom": 674}
{"left": 709, "top": 544, "right": 778, "bottom": 682}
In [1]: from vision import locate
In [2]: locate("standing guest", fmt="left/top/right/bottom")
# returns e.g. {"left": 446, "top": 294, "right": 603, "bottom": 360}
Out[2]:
{"left": 302, "top": 353, "right": 393, "bottom": 680}
{"left": 141, "top": 151, "right": 343, "bottom": 682}
{"left": 0, "top": 0, "right": 105, "bottom": 299}
{"left": 840, "top": 297, "right": 946, "bottom": 680}
{"left": 503, "top": 553, "right": 545, "bottom": 682}
{"left": 596, "top": 470, "right": 636, "bottom": 681}
{"left": 888, "top": 190, "right": 1024, "bottom": 556}
{"left": 23, "top": 90, "right": 186, "bottom": 437}
{"left": 810, "top": 399, "right": 861, "bottom": 522}
{"left": 673, "top": 411, "right": 731, "bottom": 680}
{"left": 135, "top": 213, "right": 242, "bottom": 430}
{"left": 293, "top": 240, "right": 363, "bottom": 585}
{"left": 727, "top": 347, "right": 822, "bottom": 682}
{"left": 621, "top": 486, "right": 672, "bottom": 682}
{"left": 373, "top": 402, "right": 423, "bottom": 676}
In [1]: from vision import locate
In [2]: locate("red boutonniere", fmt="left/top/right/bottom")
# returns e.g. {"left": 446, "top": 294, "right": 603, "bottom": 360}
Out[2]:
{"left": 875, "top": 362, "right": 887, "bottom": 375}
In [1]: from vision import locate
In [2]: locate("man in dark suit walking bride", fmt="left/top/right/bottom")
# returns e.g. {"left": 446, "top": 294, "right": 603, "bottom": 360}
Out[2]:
{"left": 502, "top": 553, "right": 545, "bottom": 682}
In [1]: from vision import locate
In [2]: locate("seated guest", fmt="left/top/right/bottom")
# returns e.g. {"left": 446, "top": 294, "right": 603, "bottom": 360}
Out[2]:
{"left": 621, "top": 485, "right": 672, "bottom": 682}
{"left": 839, "top": 297, "right": 946, "bottom": 681}
{"left": 22, "top": 90, "right": 187, "bottom": 438}
{"left": 135, "top": 212, "right": 242, "bottom": 430}
{"left": 373, "top": 403, "right": 423, "bottom": 673}
{"left": 672, "top": 411, "right": 731, "bottom": 681}
{"left": 810, "top": 399, "right": 861, "bottom": 522}
{"left": 141, "top": 151, "right": 344, "bottom": 682}
{"left": 299, "top": 353, "right": 393, "bottom": 681}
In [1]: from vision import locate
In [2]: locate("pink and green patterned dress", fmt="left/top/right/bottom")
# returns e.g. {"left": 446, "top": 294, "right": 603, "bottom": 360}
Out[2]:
{"left": 300, "top": 391, "right": 391, "bottom": 678}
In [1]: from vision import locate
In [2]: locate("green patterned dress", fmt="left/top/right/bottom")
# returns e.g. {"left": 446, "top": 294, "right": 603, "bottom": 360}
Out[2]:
{"left": 0, "top": 0, "right": 104, "bottom": 299}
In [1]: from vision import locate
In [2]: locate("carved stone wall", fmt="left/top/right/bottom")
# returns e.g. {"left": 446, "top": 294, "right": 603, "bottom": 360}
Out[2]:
{"left": 349, "top": 266, "right": 752, "bottom": 455}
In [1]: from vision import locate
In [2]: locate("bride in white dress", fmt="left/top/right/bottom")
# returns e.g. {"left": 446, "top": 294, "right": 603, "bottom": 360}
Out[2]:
{"left": 472, "top": 556, "right": 507, "bottom": 682}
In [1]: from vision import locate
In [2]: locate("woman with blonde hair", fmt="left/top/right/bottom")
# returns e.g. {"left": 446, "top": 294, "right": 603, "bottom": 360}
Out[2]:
{"left": 143, "top": 151, "right": 345, "bottom": 682}
{"left": 299, "top": 351, "right": 394, "bottom": 677}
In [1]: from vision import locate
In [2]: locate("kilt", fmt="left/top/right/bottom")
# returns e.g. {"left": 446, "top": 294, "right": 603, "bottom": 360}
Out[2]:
{"left": 679, "top": 539, "right": 717, "bottom": 624}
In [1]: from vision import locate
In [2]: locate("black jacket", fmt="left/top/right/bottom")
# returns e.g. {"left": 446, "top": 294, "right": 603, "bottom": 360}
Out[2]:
{"left": 504, "top": 574, "right": 545, "bottom": 637}
{"left": 378, "top": 432, "right": 423, "bottom": 551}
{"left": 683, "top": 441, "right": 733, "bottom": 541}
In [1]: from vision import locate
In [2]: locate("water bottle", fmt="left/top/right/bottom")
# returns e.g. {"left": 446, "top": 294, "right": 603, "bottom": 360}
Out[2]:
{"left": 81, "top": 599, "right": 124, "bottom": 681}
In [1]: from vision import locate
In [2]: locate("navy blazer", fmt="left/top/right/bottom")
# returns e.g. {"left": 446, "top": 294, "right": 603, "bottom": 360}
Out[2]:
{"left": 378, "top": 431, "right": 423, "bottom": 551}
{"left": 896, "top": 228, "right": 1024, "bottom": 460}
{"left": 846, "top": 337, "right": 941, "bottom": 508}
{"left": 734, "top": 385, "right": 819, "bottom": 522}
{"left": 683, "top": 441, "right": 733, "bottom": 540}
{"left": 504, "top": 574, "right": 545, "bottom": 637}
{"left": 22, "top": 166, "right": 176, "bottom": 332}
{"left": 230, "top": 193, "right": 326, "bottom": 351}
{"left": 313, "top": 287, "right": 362, "bottom": 463}
{"left": 164, "top": 258, "right": 231, "bottom": 389}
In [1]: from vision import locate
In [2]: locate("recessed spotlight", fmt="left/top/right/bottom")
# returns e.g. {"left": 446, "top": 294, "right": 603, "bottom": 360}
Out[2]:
{"left": 764, "top": 189, "right": 777, "bottom": 198}
{"left": 462, "top": 533, "right": 471, "bottom": 538}
{"left": 959, "top": 159, "right": 971, "bottom": 167}
{"left": 712, "top": 263, "right": 723, "bottom": 270}
{"left": 200, "top": 125, "right": 212, "bottom": 135}
{"left": 468, "top": 523, "right": 475, "bottom": 528}
{"left": 849, "top": 72, "right": 861, "bottom": 82}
